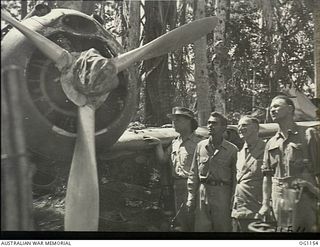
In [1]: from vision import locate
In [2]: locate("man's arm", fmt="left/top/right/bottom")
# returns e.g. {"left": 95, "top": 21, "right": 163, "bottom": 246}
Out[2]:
{"left": 143, "top": 136, "right": 169, "bottom": 164}
{"left": 155, "top": 142, "right": 169, "bottom": 164}
{"left": 258, "top": 175, "right": 272, "bottom": 216}
{"left": 186, "top": 144, "right": 199, "bottom": 211}
{"left": 293, "top": 178, "right": 320, "bottom": 199}
{"left": 294, "top": 127, "right": 320, "bottom": 199}
{"left": 306, "top": 127, "right": 320, "bottom": 186}
{"left": 230, "top": 148, "right": 238, "bottom": 207}
{"left": 258, "top": 143, "right": 273, "bottom": 217}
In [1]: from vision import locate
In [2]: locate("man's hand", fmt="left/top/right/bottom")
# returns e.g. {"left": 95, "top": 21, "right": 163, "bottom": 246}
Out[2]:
{"left": 186, "top": 200, "right": 195, "bottom": 213}
{"left": 256, "top": 204, "right": 270, "bottom": 220}
{"left": 293, "top": 178, "right": 320, "bottom": 198}
{"left": 293, "top": 178, "right": 309, "bottom": 187}
{"left": 143, "top": 135, "right": 161, "bottom": 145}
{"left": 143, "top": 135, "right": 166, "bottom": 163}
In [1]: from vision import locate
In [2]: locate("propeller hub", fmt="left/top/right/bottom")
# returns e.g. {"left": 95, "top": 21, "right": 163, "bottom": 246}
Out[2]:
{"left": 60, "top": 49, "right": 120, "bottom": 108}
{"left": 73, "top": 49, "right": 119, "bottom": 97}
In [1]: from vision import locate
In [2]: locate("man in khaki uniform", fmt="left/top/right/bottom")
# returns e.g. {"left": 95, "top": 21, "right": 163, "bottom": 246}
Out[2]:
{"left": 144, "top": 107, "right": 203, "bottom": 231}
{"left": 231, "top": 116, "right": 265, "bottom": 232}
{"left": 187, "top": 112, "right": 238, "bottom": 232}
{"left": 258, "top": 95, "right": 320, "bottom": 232}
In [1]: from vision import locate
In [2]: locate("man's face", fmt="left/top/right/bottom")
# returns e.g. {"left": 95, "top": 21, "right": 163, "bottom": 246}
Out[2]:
{"left": 172, "top": 115, "right": 191, "bottom": 133}
{"left": 207, "top": 116, "right": 225, "bottom": 137}
{"left": 270, "top": 98, "right": 293, "bottom": 122}
{"left": 237, "top": 117, "right": 258, "bottom": 140}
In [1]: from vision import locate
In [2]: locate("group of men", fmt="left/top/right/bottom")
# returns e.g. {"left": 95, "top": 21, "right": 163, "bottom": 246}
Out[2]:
{"left": 144, "top": 95, "right": 319, "bottom": 232}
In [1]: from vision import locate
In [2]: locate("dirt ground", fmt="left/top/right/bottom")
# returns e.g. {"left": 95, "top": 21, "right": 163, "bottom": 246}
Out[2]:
{"left": 32, "top": 151, "right": 172, "bottom": 232}
{"left": 33, "top": 192, "right": 169, "bottom": 232}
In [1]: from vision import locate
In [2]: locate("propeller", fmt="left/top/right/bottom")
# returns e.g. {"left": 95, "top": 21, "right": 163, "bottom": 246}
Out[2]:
{"left": 1, "top": 8, "right": 218, "bottom": 231}
{"left": 113, "top": 16, "right": 218, "bottom": 73}
{"left": 1, "top": 9, "right": 72, "bottom": 71}
{"left": 64, "top": 105, "right": 98, "bottom": 230}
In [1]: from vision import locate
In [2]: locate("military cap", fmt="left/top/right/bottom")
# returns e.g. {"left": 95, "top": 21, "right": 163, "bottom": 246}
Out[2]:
{"left": 167, "top": 107, "right": 198, "bottom": 131}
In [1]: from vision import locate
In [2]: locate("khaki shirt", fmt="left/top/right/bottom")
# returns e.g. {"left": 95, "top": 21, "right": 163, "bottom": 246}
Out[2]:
{"left": 167, "top": 133, "right": 203, "bottom": 179}
{"left": 232, "top": 138, "right": 265, "bottom": 219}
{"left": 187, "top": 137, "right": 238, "bottom": 203}
{"left": 261, "top": 124, "right": 320, "bottom": 182}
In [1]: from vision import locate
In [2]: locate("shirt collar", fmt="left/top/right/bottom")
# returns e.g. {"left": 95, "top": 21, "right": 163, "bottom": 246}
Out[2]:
{"left": 243, "top": 138, "right": 263, "bottom": 152}
{"left": 276, "top": 123, "right": 299, "bottom": 140}
{"left": 207, "top": 136, "right": 227, "bottom": 150}
{"left": 177, "top": 132, "right": 196, "bottom": 143}
{"left": 275, "top": 131, "right": 283, "bottom": 140}
{"left": 220, "top": 139, "right": 229, "bottom": 150}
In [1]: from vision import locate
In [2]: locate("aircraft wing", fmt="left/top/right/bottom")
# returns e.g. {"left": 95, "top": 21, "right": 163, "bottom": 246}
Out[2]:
{"left": 100, "top": 121, "right": 319, "bottom": 160}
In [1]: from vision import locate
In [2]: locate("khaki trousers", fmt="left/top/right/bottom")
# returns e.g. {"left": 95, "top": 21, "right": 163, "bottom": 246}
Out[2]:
{"left": 173, "top": 179, "right": 194, "bottom": 231}
{"left": 194, "top": 183, "right": 232, "bottom": 232}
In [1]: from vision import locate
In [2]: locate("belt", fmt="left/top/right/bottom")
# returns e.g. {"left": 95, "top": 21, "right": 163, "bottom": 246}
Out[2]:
{"left": 200, "top": 178, "right": 229, "bottom": 186}
{"left": 173, "top": 176, "right": 188, "bottom": 180}
{"left": 207, "top": 180, "right": 228, "bottom": 186}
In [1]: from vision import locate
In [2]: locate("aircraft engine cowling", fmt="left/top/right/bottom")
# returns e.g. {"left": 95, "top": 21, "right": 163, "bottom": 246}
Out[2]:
{"left": 1, "top": 9, "right": 137, "bottom": 163}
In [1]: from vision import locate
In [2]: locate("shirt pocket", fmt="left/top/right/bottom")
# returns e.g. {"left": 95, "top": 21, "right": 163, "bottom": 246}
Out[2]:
{"left": 266, "top": 145, "right": 280, "bottom": 171}
{"left": 215, "top": 158, "right": 232, "bottom": 182}
{"left": 287, "top": 143, "right": 303, "bottom": 161}
{"left": 249, "top": 159, "right": 263, "bottom": 178}
{"left": 287, "top": 143, "right": 306, "bottom": 175}
{"left": 178, "top": 149, "right": 191, "bottom": 170}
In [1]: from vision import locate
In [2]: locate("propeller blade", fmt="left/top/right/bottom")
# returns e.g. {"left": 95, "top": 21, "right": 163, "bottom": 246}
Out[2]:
{"left": 113, "top": 16, "right": 219, "bottom": 73}
{"left": 64, "top": 106, "right": 99, "bottom": 231}
{"left": 1, "top": 8, "right": 72, "bottom": 70}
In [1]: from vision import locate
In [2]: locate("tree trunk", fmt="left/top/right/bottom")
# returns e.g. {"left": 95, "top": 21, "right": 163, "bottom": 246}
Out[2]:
{"left": 143, "top": 1, "right": 175, "bottom": 125}
{"left": 47, "top": 1, "right": 54, "bottom": 9}
{"left": 1, "top": 67, "right": 34, "bottom": 230}
{"left": 21, "top": 0, "right": 27, "bottom": 19}
{"left": 314, "top": 0, "right": 320, "bottom": 98}
{"left": 213, "top": 0, "right": 229, "bottom": 114}
{"left": 127, "top": 0, "right": 141, "bottom": 52}
{"left": 193, "top": 0, "right": 211, "bottom": 125}
{"left": 56, "top": 1, "right": 82, "bottom": 11}
{"left": 170, "top": 0, "right": 191, "bottom": 108}
{"left": 56, "top": 1, "right": 96, "bottom": 14}
{"left": 81, "top": 1, "right": 97, "bottom": 15}
{"left": 254, "top": 0, "right": 276, "bottom": 100}
{"left": 127, "top": 0, "right": 141, "bottom": 120}
{"left": 114, "top": 1, "right": 127, "bottom": 47}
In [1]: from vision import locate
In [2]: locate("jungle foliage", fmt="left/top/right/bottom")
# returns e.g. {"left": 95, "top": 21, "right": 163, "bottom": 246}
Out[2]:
{"left": 1, "top": 0, "right": 316, "bottom": 124}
